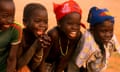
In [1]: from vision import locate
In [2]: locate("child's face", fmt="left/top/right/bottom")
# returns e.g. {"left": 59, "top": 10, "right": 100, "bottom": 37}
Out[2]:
{"left": 0, "top": 1, "right": 15, "bottom": 30}
{"left": 94, "top": 20, "right": 114, "bottom": 44}
{"left": 58, "top": 12, "right": 81, "bottom": 39}
{"left": 27, "top": 9, "right": 48, "bottom": 37}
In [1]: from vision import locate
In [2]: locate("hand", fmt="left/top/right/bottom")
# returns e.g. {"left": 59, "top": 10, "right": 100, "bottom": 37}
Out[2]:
{"left": 38, "top": 34, "right": 51, "bottom": 49}
{"left": 17, "top": 65, "right": 30, "bottom": 72}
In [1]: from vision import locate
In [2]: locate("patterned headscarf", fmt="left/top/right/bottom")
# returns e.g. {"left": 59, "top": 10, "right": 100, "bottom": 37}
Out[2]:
{"left": 87, "top": 6, "right": 114, "bottom": 26}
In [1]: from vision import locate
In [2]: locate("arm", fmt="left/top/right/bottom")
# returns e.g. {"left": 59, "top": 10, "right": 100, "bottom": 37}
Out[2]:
{"left": 17, "top": 40, "right": 38, "bottom": 69}
{"left": 112, "top": 34, "right": 120, "bottom": 53}
{"left": 7, "top": 24, "right": 22, "bottom": 72}
{"left": 7, "top": 45, "right": 18, "bottom": 72}
{"left": 29, "top": 34, "right": 51, "bottom": 71}
{"left": 75, "top": 31, "right": 96, "bottom": 68}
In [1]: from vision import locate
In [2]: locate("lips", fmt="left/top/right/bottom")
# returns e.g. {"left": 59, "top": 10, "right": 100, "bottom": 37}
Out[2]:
{"left": 69, "top": 32, "right": 77, "bottom": 38}
{"left": 36, "top": 30, "right": 44, "bottom": 36}
{"left": 102, "top": 39, "right": 110, "bottom": 44}
{"left": 3, "top": 24, "right": 10, "bottom": 28}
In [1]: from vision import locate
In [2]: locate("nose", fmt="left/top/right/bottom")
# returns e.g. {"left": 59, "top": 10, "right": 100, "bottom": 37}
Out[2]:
{"left": 105, "top": 31, "right": 112, "bottom": 40}
{"left": 39, "top": 21, "right": 46, "bottom": 27}
{"left": 37, "top": 21, "right": 48, "bottom": 30}
{"left": 72, "top": 24, "right": 80, "bottom": 30}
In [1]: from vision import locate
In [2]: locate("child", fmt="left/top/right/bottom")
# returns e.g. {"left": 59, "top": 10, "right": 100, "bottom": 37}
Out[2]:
{"left": 42, "top": 0, "right": 85, "bottom": 72}
{"left": 16, "top": 3, "right": 51, "bottom": 72}
{"left": 75, "top": 7, "right": 120, "bottom": 72}
{"left": 0, "top": 0, "right": 22, "bottom": 72}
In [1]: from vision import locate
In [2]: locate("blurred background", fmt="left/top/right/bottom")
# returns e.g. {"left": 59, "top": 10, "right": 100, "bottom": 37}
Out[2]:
{"left": 14, "top": 0, "right": 120, "bottom": 72}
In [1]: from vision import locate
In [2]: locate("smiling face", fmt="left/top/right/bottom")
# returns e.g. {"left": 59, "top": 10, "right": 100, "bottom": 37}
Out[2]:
{"left": 26, "top": 9, "right": 48, "bottom": 37}
{"left": 0, "top": 1, "right": 15, "bottom": 30}
{"left": 58, "top": 12, "right": 81, "bottom": 40}
{"left": 93, "top": 20, "right": 114, "bottom": 45}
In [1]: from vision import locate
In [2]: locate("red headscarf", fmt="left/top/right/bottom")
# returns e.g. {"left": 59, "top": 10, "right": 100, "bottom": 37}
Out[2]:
{"left": 53, "top": 0, "right": 82, "bottom": 21}
{"left": 53, "top": 0, "right": 86, "bottom": 29}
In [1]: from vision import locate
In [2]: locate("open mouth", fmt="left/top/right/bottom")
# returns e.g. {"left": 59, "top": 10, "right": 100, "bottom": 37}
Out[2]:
{"left": 103, "top": 39, "right": 110, "bottom": 44}
{"left": 69, "top": 32, "right": 77, "bottom": 38}
{"left": 3, "top": 24, "right": 10, "bottom": 28}
{"left": 36, "top": 30, "right": 44, "bottom": 36}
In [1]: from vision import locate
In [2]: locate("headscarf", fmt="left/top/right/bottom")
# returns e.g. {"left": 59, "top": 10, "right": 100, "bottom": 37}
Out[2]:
{"left": 87, "top": 6, "right": 114, "bottom": 26}
{"left": 53, "top": 0, "right": 82, "bottom": 21}
{"left": 53, "top": 0, "right": 86, "bottom": 28}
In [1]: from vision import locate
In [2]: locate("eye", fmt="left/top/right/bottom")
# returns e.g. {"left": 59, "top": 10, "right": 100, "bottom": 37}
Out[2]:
{"left": 34, "top": 19, "right": 41, "bottom": 23}
{"left": 109, "top": 30, "right": 113, "bottom": 34}
{"left": 2, "top": 14, "right": 9, "bottom": 18}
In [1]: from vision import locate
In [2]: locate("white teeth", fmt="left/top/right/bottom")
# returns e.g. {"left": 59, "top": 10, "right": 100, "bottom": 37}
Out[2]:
{"left": 69, "top": 32, "right": 77, "bottom": 37}
{"left": 71, "top": 32, "right": 76, "bottom": 34}
{"left": 37, "top": 30, "right": 43, "bottom": 35}
{"left": 3, "top": 25, "right": 10, "bottom": 28}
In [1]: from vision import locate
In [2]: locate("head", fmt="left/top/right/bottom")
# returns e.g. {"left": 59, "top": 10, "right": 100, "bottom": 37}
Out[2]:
{"left": 23, "top": 3, "right": 48, "bottom": 37}
{"left": 54, "top": 0, "right": 83, "bottom": 40}
{"left": 88, "top": 7, "right": 114, "bottom": 45}
{"left": 0, "top": 0, "right": 15, "bottom": 30}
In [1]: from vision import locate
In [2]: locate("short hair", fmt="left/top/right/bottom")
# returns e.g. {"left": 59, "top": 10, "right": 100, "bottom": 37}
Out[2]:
{"left": 0, "top": 0, "right": 13, "bottom": 2}
{"left": 23, "top": 3, "right": 47, "bottom": 22}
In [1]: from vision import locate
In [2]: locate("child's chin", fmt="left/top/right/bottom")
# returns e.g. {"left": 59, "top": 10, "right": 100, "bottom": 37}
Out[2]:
{"left": 68, "top": 35, "right": 77, "bottom": 40}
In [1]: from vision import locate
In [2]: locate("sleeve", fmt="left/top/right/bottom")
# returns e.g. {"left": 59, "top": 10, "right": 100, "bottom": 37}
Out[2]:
{"left": 112, "top": 34, "right": 120, "bottom": 53}
{"left": 11, "top": 24, "right": 22, "bottom": 45}
{"left": 75, "top": 31, "right": 96, "bottom": 68}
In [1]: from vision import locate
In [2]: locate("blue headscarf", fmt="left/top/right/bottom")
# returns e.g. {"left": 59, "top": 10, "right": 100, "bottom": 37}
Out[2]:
{"left": 87, "top": 7, "right": 114, "bottom": 26}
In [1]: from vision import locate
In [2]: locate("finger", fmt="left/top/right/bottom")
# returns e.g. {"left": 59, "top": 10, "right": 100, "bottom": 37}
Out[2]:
{"left": 41, "top": 43, "right": 48, "bottom": 48}
{"left": 43, "top": 40, "right": 51, "bottom": 46}
{"left": 41, "top": 34, "right": 51, "bottom": 42}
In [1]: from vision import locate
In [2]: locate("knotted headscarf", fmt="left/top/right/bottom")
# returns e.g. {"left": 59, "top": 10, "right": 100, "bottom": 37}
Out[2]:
{"left": 53, "top": 0, "right": 82, "bottom": 21}
{"left": 53, "top": 0, "right": 86, "bottom": 28}
{"left": 87, "top": 6, "right": 114, "bottom": 26}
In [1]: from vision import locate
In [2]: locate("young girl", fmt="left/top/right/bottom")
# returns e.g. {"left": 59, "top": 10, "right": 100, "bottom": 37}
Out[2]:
{"left": 16, "top": 3, "right": 51, "bottom": 72}
{"left": 75, "top": 7, "right": 120, "bottom": 72}
{"left": 0, "top": 0, "right": 22, "bottom": 72}
{"left": 42, "top": 0, "right": 85, "bottom": 72}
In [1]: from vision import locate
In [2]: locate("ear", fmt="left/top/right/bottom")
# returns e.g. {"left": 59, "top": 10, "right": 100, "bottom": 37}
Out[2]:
{"left": 23, "top": 18, "right": 28, "bottom": 28}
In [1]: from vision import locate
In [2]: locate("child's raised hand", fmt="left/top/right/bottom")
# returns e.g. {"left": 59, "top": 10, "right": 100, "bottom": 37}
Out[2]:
{"left": 38, "top": 34, "right": 51, "bottom": 49}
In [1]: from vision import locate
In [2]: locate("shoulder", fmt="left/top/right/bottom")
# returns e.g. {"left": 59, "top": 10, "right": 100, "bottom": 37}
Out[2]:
{"left": 81, "top": 30, "right": 93, "bottom": 41}
{"left": 10, "top": 23, "right": 23, "bottom": 45}
{"left": 11, "top": 23, "right": 22, "bottom": 31}
{"left": 47, "top": 27, "right": 59, "bottom": 40}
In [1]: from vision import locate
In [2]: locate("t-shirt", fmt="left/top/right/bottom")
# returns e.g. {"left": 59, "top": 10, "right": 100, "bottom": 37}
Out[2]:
{"left": 0, "top": 24, "right": 22, "bottom": 72}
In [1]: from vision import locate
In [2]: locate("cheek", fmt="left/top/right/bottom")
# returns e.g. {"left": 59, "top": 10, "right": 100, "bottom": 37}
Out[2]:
{"left": 61, "top": 26, "right": 70, "bottom": 33}
{"left": 0, "top": 18, "right": 5, "bottom": 23}
{"left": 98, "top": 33, "right": 105, "bottom": 39}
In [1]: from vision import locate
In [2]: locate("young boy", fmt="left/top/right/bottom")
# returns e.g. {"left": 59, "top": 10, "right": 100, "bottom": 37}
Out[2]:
{"left": 75, "top": 7, "right": 120, "bottom": 72}
{"left": 16, "top": 3, "right": 51, "bottom": 72}
{"left": 42, "top": 0, "right": 85, "bottom": 72}
{"left": 0, "top": 0, "right": 22, "bottom": 72}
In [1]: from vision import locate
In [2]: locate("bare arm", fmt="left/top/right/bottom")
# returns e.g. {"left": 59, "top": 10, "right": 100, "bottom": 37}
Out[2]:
{"left": 7, "top": 45, "right": 18, "bottom": 72}
{"left": 17, "top": 40, "right": 38, "bottom": 69}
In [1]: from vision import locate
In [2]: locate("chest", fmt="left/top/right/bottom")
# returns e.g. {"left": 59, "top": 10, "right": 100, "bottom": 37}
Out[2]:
{"left": 0, "top": 30, "right": 12, "bottom": 48}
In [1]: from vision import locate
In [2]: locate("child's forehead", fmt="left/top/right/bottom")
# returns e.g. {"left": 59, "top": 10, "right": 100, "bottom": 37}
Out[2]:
{"left": 31, "top": 9, "right": 47, "bottom": 16}
{"left": 95, "top": 21, "right": 113, "bottom": 29}
{"left": 0, "top": 1, "right": 14, "bottom": 10}
{"left": 62, "top": 12, "right": 81, "bottom": 20}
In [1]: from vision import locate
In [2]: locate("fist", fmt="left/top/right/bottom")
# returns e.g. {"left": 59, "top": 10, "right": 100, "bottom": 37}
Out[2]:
{"left": 38, "top": 34, "right": 51, "bottom": 49}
